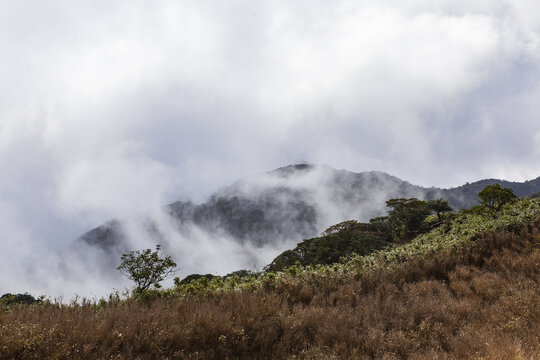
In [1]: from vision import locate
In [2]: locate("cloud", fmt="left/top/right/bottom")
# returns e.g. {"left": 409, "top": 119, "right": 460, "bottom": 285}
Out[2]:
{"left": 1, "top": 0, "right": 540, "bottom": 297}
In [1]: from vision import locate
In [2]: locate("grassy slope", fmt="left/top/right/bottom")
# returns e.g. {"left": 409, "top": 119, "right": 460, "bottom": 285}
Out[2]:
{"left": 1, "top": 199, "right": 540, "bottom": 359}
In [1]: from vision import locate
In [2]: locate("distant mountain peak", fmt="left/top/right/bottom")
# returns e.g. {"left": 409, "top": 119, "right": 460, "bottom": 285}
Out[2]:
{"left": 269, "top": 163, "right": 315, "bottom": 177}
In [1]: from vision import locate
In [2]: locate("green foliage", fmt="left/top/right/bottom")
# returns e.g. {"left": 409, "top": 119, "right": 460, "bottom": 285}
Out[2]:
{"left": 117, "top": 245, "right": 177, "bottom": 293}
{"left": 265, "top": 250, "right": 303, "bottom": 272}
{"left": 0, "top": 293, "right": 40, "bottom": 306}
{"left": 321, "top": 220, "right": 363, "bottom": 236}
{"left": 386, "top": 198, "right": 432, "bottom": 239}
{"left": 224, "top": 269, "right": 257, "bottom": 279}
{"left": 461, "top": 204, "right": 488, "bottom": 216}
{"left": 478, "top": 184, "right": 517, "bottom": 212}
{"left": 368, "top": 216, "right": 391, "bottom": 233}
{"left": 346, "top": 198, "right": 540, "bottom": 273}
{"left": 427, "top": 198, "right": 453, "bottom": 221}
{"left": 179, "top": 273, "right": 217, "bottom": 284}
{"left": 265, "top": 219, "right": 390, "bottom": 272}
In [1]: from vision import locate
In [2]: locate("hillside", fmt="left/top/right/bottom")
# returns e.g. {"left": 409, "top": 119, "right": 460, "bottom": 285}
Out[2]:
{"left": 3, "top": 198, "right": 540, "bottom": 359}
{"left": 78, "top": 164, "right": 540, "bottom": 274}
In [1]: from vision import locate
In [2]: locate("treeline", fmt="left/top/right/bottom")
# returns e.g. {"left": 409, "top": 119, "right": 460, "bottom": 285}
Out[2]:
{"left": 266, "top": 197, "right": 453, "bottom": 272}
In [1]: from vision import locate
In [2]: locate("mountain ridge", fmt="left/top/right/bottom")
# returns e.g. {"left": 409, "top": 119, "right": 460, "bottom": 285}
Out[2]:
{"left": 79, "top": 164, "right": 540, "bottom": 259}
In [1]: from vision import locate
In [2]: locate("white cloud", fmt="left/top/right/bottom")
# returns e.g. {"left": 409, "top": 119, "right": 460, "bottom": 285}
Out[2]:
{"left": 56, "top": 142, "right": 175, "bottom": 219}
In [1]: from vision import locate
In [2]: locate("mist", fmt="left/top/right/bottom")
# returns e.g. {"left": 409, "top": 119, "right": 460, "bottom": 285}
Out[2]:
{"left": 2, "top": 0, "right": 540, "bottom": 298}
{"left": 71, "top": 164, "right": 448, "bottom": 297}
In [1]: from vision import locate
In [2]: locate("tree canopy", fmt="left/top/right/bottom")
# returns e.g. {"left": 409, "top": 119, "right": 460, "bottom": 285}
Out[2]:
{"left": 478, "top": 184, "right": 517, "bottom": 212}
{"left": 427, "top": 199, "right": 453, "bottom": 221}
{"left": 117, "top": 245, "right": 177, "bottom": 293}
{"left": 386, "top": 198, "right": 432, "bottom": 236}
{"left": 266, "top": 196, "right": 456, "bottom": 271}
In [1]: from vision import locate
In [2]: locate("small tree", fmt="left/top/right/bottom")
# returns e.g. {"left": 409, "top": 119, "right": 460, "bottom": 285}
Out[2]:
{"left": 427, "top": 199, "right": 453, "bottom": 222}
{"left": 117, "top": 245, "right": 177, "bottom": 292}
{"left": 478, "top": 184, "right": 517, "bottom": 212}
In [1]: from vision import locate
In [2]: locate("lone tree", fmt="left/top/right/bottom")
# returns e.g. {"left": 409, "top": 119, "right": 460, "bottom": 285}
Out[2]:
{"left": 478, "top": 184, "right": 517, "bottom": 212}
{"left": 117, "top": 245, "right": 177, "bottom": 292}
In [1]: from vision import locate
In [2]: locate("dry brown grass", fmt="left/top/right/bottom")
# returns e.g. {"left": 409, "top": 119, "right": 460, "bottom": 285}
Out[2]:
{"left": 1, "top": 222, "right": 540, "bottom": 359}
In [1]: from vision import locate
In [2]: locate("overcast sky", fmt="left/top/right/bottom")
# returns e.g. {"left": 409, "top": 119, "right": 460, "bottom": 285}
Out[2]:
{"left": 2, "top": 0, "right": 540, "bottom": 296}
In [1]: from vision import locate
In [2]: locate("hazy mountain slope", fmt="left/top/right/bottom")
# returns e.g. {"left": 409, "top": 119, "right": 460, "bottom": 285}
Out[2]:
{"left": 442, "top": 177, "right": 540, "bottom": 208}
{"left": 164, "top": 165, "right": 430, "bottom": 246}
{"left": 78, "top": 164, "right": 540, "bottom": 260}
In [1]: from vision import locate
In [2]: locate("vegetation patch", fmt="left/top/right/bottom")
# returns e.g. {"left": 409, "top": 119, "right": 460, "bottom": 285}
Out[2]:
{"left": 174, "top": 196, "right": 540, "bottom": 297}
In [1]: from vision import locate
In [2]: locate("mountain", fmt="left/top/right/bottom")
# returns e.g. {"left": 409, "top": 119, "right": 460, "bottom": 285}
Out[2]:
{"left": 78, "top": 164, "right": 540, "bottom": 266}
